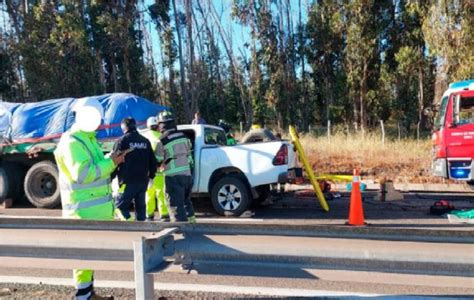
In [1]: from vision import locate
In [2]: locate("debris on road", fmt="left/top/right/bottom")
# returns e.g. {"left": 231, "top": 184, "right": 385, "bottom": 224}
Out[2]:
{"left": 0, "top": 287, "right": 12, "bottom": 296}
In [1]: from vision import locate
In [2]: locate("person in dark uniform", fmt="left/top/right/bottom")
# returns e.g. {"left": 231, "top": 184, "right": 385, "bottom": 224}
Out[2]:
{"left": 156, "top": 111, "right": 196, "bottom": 223}
{"left": 113, "top": 117, "right": 157, "bottom": 221}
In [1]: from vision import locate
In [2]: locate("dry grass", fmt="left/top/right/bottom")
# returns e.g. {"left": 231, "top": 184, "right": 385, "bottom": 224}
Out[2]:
{"left": 295, "top": 132, "right": 440, "bottom": 183}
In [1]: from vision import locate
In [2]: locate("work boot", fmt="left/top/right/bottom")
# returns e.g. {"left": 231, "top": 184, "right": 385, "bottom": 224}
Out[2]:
{"left": 188, "top": 215, "right": 197, "bottom": 224}
{"left": 146, "top": 215, "right": 154, "bottom": 222}
{"left": 158, "top": 215, "right": 170, "bottom": 222}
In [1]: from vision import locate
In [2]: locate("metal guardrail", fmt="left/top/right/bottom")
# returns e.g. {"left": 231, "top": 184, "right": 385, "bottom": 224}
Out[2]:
{"left": 1, "top": 220, "right": 474, "bottom": 296}
{"left": 0, "top": 217, "right": 472, "bottom": 243}
{"left": 134, "top": 227, "right": 177, "bottom": 299}
{"left": 0, "top": 226, "right": 178, "bottom": 300}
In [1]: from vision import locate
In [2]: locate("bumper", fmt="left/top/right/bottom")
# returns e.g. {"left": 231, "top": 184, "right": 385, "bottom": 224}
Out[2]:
{"left": 278, "top": 172, "right": 289, "bottom": 184}
{"left": 432, "top": 158, "right": 448, "bottom": 178}
{"left": 434, "top": 157, "right": 474, "bottom": 181}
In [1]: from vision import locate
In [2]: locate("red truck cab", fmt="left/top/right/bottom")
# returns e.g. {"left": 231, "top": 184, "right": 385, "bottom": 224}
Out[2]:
{"left": 432, "top": 85, "right": 474, "bottom": 183}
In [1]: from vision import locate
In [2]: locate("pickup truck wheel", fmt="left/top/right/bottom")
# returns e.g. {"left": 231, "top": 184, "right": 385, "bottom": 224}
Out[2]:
{"left": 24, "top": 161, "right": 60, "bottom": 208}
{"left": 211, "top": 176, "right": 251, "bottom": 216}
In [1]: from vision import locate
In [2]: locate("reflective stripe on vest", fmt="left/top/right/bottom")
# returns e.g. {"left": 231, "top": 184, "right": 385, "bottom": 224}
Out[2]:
{"left": 60, "top": 177, "right": 110, "bottom": 192}
{"left": 63, "top": 195, "right": 112, "bottom": 211}
{"left": 58, "top": 133, "right": 112, "bottom": 215}
{"left": 163, "top": 137, "right": 191, "bottom": 175}
{"left": 165, "top": 164, "right": 191, "bottom": 176}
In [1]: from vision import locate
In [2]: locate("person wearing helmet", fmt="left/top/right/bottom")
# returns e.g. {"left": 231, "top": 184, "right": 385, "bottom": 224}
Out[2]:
{"left": 54, "top": 97, "right": 126, "bottom": 300}
{"left": 218, "top": 119, "right": 236, "bottom": 146}
{"left": 142, "top": 116, "right": 169, "bottom": 221}
{"left": 112, "top": 117, "right": 158, "bottom": 222}
{"left": 156, "top": 111, "right": 196, "bottom": 223}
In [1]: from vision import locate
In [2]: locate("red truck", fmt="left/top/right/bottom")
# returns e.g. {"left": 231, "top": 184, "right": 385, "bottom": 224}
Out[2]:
{"left": 432, "top": 79, "right": 474, "bottom": 184}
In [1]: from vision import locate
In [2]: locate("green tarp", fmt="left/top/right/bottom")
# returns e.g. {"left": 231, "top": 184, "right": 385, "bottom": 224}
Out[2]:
{"left": 447, "top": 209, "right": 474, "bottom": 224}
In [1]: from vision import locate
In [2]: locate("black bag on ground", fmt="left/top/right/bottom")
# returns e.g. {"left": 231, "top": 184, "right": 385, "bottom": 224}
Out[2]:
{"left": 429, "top": 200, "right": 455, "bottom": 215}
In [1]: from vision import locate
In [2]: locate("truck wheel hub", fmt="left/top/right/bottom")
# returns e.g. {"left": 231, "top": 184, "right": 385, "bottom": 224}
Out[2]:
{"left": 218, "top": 184, "right": 241, "bottom": 210}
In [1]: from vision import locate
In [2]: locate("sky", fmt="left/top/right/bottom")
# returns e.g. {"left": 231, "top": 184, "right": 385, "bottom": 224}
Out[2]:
{"left": 142, "top": 0, "right": 310, "bottom": 74}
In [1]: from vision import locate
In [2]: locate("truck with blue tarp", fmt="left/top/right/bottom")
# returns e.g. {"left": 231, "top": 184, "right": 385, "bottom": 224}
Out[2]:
{"left": 0, "top": 93, "right": 167, "bottom": 208}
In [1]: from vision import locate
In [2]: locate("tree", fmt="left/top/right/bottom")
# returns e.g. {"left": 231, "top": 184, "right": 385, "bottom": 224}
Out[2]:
{"left": 423, "top": 0, "right": 473, "bottom": 83}
{"left": 0, "top": 34, "right": 20, "bottom": 101}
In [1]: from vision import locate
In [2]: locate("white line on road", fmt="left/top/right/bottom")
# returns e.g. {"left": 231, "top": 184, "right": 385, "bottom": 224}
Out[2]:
{"left": 0, "top": 275, "right": 383, "bottom": 297}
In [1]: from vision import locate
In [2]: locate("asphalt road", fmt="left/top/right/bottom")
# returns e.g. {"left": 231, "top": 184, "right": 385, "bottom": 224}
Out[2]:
{"left": 0, "top": 190, "right": 473, "bottom": 298}
{"left": 1, "top": 229, "right": 473, "bottom": 298}
{"left": 1, "top": 190, "right": 473, "bottom": 230}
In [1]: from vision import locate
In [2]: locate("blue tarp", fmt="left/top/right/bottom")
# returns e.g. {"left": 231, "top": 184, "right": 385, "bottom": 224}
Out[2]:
{"left": 0, "top": 93, "right": 167, "bottom": 142}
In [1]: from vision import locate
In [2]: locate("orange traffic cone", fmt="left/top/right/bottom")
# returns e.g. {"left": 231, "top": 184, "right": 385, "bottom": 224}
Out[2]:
{"left": 347, "top": 169, "right": 365, "bottom": 226}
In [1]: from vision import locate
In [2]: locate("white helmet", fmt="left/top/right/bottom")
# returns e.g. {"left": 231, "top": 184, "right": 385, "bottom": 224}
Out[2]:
{"left": 146, "top": 116, "right": 158, "bottom": 128}
{"left": 72, "top": 98, "right": 104, "bottom": 133}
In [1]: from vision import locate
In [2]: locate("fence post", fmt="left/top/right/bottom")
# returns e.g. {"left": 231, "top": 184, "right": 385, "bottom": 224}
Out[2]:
{"left": 380, "top": 120, "right": 385, "bottom": 146}
{"left": 397, "top": 121, "right": 401, "bottom": 141}
{"left": 327, "top": 120, "right": 331, "bottom": 142}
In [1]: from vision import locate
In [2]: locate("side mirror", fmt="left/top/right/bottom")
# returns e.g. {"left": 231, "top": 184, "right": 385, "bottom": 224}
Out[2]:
{"left": 447, "top": 122, "right": 457, "bottom": 128}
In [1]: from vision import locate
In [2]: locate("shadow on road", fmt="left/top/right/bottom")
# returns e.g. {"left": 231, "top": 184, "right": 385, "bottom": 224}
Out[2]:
{"left": 174, "top": 232, "right": 318, "bottom": 280}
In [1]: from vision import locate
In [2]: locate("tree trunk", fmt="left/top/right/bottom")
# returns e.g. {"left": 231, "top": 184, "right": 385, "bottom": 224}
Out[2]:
{"left": 417, "top": 57, "right": 424, "bottom": 141}
{"left": 185, "top": 0, "right": 196, "bottom": 115}
{"left": 360, "top": 61, "right": 369, "bottom": 133}
{"left": 206, "top": 0, "right": 251, "bottom": 127}
{"left": 172, "top": 0, "right": 191, "bottom": 122}
{"left": 124, "top": 46, "right": 132, "bottom": 93}
{"left": 298, "top": 0, "right": 310, "bottom": 131}
{"left": 96, "top": 51, "right": 106, "bottom": 93}
{"left": 110, "top": 55, "right": 119, "bottom": 92}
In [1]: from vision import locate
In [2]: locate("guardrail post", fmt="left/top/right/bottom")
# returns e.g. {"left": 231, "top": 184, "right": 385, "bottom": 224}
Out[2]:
{"left": 133, "top": 228, "right": 177, "bottom": 300}
{"left": 134, "top": 237, "right": 154, "bottom": 299}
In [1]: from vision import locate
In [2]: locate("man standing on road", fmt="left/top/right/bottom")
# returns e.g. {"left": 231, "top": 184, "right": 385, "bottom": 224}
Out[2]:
{"left": 156, "top": 111, "right": 196, "bottom": 223}
{"left": 113, "top": 117, "right": 157, "bottom": 221}
{"left": 54, "top": 98, "right": 126, "bottom": 300}
{"left": 143, "top": 116, "right": 169, "bottom": 221}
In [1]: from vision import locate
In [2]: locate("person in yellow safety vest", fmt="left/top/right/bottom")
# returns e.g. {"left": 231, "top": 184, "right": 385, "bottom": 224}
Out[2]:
{"left": 143, "top": 116, "right": 169, "bottom": 221}
{"left": 156, "top": 111, "right": 196, "bottom": 223}
{"left": 54, "top": 98, "right": 127, "bottom": 300}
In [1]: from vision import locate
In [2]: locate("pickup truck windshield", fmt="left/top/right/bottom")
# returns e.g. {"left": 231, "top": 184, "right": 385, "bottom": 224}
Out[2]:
{"left": 204, "top": 127, "right": 227, "bottom": 146}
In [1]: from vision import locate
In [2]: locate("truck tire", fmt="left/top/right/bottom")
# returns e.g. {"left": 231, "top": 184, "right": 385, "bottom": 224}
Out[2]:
{"left": 0, "top": 166, "right": 9, "bottom": 200}
{"left": 24, "top": 161, "right": 60, "bottom": 208}
{"left": 211, "top": 176, "right": 251, "bottom": 216}
{"left": 241, "top": 129, "right": 277, "bottom": 143}
{"left": 0, "top": 163, "right": 25, "bottom": 202}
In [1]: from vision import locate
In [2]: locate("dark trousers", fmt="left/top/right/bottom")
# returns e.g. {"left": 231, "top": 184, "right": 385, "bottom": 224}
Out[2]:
{"left": 165, "top": 175, "right": 194, "bottom": 221}
{"left": 116, "top": 183, "right": 147, "bottom": 221}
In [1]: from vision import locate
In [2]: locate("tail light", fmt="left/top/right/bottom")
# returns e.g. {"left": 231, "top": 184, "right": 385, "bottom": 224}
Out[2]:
{"left": 273, "top": 144, "right": 288, "bottom": 165}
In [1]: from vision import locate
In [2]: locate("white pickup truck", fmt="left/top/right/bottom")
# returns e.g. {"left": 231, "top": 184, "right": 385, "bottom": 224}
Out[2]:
{"left": 167, "top": 124, "right": 296, "bottom": 216}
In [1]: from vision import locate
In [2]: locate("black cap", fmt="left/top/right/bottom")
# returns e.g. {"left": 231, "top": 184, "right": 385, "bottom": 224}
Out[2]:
{"left": 121, "top": 117, "right": 137, "bottom": 132}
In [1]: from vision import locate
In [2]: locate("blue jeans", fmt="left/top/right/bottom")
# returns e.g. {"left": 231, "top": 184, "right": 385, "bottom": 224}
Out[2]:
{"left": 116, "top": 183, "right": 147, "bottom": 221}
